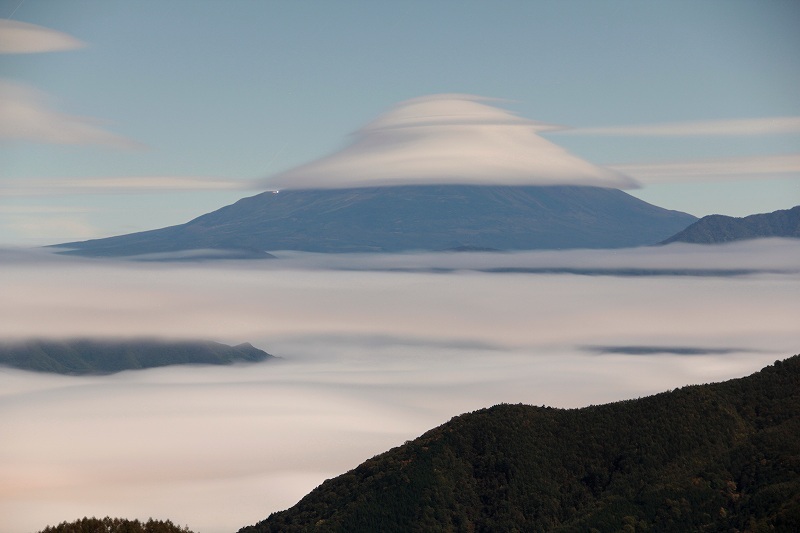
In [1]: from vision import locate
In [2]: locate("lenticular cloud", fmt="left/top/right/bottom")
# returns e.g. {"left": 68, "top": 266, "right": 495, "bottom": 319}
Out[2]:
{"left": 266, "top": 94, "right": 637, "bottom": 190}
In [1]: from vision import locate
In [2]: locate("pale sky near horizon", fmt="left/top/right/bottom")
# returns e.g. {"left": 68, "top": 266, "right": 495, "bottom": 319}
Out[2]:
{"left": 1, "top": 0, "right": 799, "bottom": 246}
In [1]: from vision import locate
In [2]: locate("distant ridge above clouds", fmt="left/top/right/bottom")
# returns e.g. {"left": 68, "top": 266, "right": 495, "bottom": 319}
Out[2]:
{"left": 0, "top": 338, "right": 274, "bottom": 375}
{"left": 662, "top": 205, "right": 800, "bottom": 244}
{"left": 263, "top": 94, "right": 637, "bottom": 191}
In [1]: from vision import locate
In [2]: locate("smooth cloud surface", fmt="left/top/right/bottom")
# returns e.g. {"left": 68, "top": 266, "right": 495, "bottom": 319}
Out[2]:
{"left": 2, "top": 243, "right": 799, "bottom": 533}
{"left": 0, "top": 19, "right": 84, "bottom": 54}
{"left": 265, "top": 94, "right": 637, "bottom": 190}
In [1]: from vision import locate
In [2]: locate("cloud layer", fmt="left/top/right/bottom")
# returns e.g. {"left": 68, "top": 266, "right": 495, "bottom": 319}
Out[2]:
{"left": 1, "top": 244, "right": 799, "bottom": 532}
{"left": 0, "top": 80, "right": 140, "bottom": 148}
{"left": 0, "top": 19, "right": 84, "bottom": 54}
{"left": 1, "top": 176, "right": 249, "bottom": 196}
{"left": 265, "top": 94, "right": 637, "bottom": 190}
{"left": 564, "top": 116, "right": 800, "bottom": 137}
{"left": 612, "top": 154, "right": 800, "bottom": 183}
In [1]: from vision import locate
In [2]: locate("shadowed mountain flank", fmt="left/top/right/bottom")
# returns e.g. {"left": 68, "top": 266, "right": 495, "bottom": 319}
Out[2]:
{"left": 54, "top": 185, "right": 696, "bottom": 257}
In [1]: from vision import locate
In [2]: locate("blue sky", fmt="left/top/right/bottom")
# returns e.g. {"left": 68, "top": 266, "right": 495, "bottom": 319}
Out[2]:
{"left": 1, "top": 0, "right": 799, "bottom": 245}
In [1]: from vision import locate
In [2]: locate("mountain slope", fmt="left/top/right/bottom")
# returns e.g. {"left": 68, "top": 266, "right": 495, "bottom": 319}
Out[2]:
{"left": 55, "top": 185, "right": 696, "bottom": 257}
{"left": 0, "top": 338, "right": 274, "bottom": 374}
{"left": 240, "top": 355, "right": 800, "bottom": 533}
{"left": 663, "top": 205, "right": 800, "bottom": 244}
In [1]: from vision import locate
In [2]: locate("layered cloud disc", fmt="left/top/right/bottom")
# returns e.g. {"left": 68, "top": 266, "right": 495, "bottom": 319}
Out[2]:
{"left": 266, "top": 94, "right": 637, "bottom": 190}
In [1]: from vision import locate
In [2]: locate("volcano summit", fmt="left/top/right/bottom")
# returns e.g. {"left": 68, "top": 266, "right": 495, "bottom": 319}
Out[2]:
{"left": 55, "top": 95, "right": 696, "bottom": 257}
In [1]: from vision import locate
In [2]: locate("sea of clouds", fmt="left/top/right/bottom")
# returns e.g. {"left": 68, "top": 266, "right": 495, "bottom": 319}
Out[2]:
{"left": 2, "top": 240, "right": 799, "bottom": 533}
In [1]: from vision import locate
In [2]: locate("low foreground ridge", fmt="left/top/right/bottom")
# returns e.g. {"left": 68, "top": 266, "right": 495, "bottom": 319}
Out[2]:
{"left": 241, "top": 355, "right": 800, "bottom": 532}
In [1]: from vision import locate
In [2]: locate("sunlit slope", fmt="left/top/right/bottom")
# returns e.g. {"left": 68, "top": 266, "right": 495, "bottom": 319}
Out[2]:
{"left": 663, "top": 205, "right": 800, "bottom": 244}
{"left": 56, "top": 185, "right": 696, "bottom": 256}
{"left": 241, "top": 356, "right": 800, "bottom": 532}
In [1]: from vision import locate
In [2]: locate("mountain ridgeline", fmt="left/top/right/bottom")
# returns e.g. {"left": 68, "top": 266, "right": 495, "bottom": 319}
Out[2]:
{"left": 36, "top": 517, "right": 195, "bottom": 533}
{"left": 55, "top": 185, "right": 696, "bottom": 257}
{"left": 662, "top": 205, "right": 800, "bottom": 245}
{"left": 241, "top": 355, "right": 800, "bottom": 532}
{"left": 0, "top": 338, "right": 274, "bottom": 374}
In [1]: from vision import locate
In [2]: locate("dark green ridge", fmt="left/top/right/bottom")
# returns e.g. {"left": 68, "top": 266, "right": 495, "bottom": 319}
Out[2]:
{"left": 662, "top": 205, "right": 800, "bottom": 244}
{"left": 35, "top": 517, "right": 196, "bottom": 533}
{"left": 0, "top": 338, "right": 275, "bottom": 375}
{"left": 54, "top": 185, "right": 696, "bottom": 257}
{"left": 241, "top": 355, "right": 800, "bottom": 533}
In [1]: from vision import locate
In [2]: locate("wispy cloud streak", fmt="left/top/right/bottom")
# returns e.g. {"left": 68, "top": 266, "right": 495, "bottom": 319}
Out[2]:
{"left": 0, "top": 176, "right": 252, "bottom": 196}
{"left": 0, "top": 19, "right": 84, "bottom": 54}
{"left": 0, "top": 80, "right": 142, "bottom": 148}
{"left": 561, "top": 117, "right": 800, "bottom": 137}
{"left": 264, "top": 239, "right": 800, "bottom": 275}
{"left": 611, "top": 154, "right": 800, "bottom": 183}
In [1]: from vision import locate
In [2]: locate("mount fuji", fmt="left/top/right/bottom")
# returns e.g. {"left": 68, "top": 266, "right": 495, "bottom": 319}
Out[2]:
{"left": 55, "top": 184, "right": 696, "bottom": 258}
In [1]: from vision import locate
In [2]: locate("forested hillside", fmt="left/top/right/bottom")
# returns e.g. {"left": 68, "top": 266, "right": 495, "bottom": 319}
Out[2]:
{"left": 241, "top": 355, "right": 800, "bottom": 532}
{"left": 0, "top": 338, "right": 273, "bottom": 374}
{"left": 36, "top": 517, "right": 195, "bottom": 533}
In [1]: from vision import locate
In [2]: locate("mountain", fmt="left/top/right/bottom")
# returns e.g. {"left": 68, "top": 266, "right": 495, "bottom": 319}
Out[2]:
{"left": 0, "top": 338, "right": 274, "bottom": 374}
{"left": 240, "top": 355, "right": 800, "bottom": 533}
{"left": 662, "top": 205, "right": 800, "bottom": 244}
{"left": 54, "top": 185, "right": 696, "bottom": 257}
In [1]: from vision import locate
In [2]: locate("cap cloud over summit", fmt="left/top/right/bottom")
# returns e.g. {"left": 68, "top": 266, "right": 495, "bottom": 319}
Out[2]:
{"left": 263, "top": 94, "right": 638, "bottom": 191}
